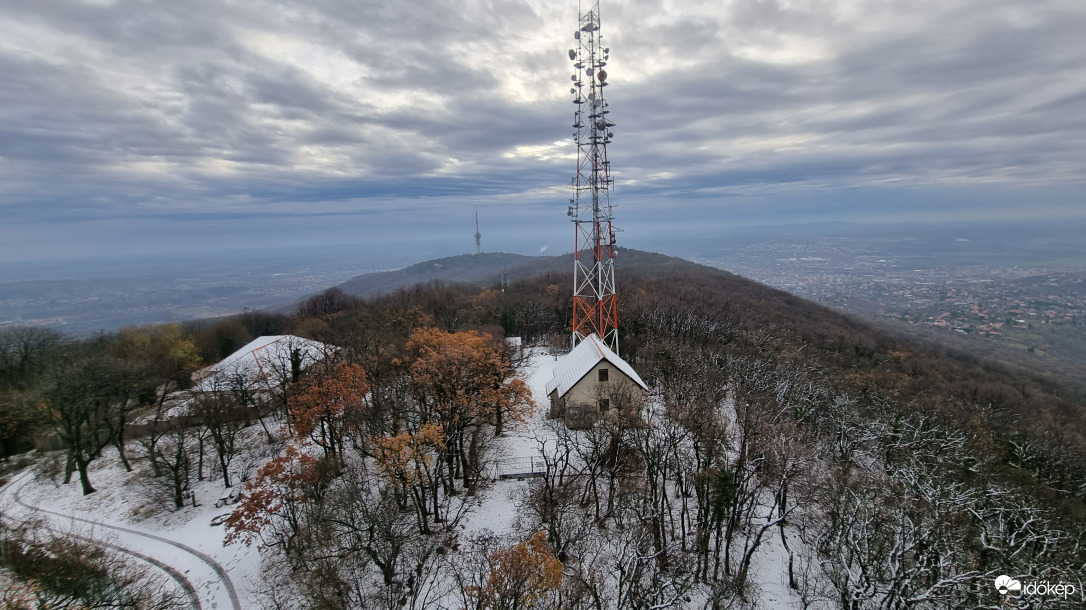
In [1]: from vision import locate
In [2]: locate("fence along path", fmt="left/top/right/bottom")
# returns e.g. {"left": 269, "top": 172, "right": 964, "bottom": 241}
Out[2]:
{"left": 493, "top": 455, "right": 547, "bottom": 480}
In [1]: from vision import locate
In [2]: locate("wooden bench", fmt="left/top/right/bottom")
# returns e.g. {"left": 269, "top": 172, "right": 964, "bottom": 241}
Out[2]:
{"left": 215, "top": 487, "right": 243, "bottom": 508}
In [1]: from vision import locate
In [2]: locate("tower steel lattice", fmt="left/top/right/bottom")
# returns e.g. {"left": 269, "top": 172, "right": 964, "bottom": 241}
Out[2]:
{"left": 567, "top": 1, "right": 618, "bottom": 353}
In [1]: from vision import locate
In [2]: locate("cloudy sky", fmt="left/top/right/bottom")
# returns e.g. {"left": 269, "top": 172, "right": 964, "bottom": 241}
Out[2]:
{"left": 2, "top": 0, "right": 1085, "bottom": 263}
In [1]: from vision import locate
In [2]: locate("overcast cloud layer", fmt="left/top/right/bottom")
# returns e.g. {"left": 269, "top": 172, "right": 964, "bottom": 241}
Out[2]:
{"left": 2, "top": 0, "right": 1085, "bottom": 261}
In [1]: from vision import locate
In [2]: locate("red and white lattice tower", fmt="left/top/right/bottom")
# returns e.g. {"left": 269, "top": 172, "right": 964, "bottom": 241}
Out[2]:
{"left": 567, "top": 1, "right": 619, "bottom": 353}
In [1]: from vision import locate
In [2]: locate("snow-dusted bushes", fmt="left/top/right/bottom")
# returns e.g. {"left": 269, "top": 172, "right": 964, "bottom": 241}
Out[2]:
{"left": 0, "top": 517, "right": 186, "bottom": 609}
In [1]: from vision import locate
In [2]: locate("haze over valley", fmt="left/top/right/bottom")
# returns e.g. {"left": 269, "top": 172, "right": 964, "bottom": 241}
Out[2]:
{"left": 6, "top": 220, "right": 1084, "bottom": 387}
{"left": 3, "top": 0, "right": 1086, "bottom": 607}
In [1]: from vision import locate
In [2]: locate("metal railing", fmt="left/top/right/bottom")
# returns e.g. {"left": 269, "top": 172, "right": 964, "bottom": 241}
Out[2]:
{"left": 493, "top": 456, "right": 547, "bottom": 480}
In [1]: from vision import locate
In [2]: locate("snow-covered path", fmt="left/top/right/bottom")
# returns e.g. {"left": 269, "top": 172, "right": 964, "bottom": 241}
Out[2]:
{"left": 1, "top": 470, "right": 242, "bottom": 610}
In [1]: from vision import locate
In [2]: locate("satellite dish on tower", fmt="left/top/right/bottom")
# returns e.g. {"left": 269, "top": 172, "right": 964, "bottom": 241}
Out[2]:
{"left": 569, "top": 49, "right": 577, "bottom": 60}
{"left": 596, "top": 69, "right": 607, "bottom": 82}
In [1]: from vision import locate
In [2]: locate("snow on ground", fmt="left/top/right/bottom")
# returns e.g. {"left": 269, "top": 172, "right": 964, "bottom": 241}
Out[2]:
{"left": 460, "top": 348, "right": 559, "bottom": 537}
{"left": 748, "top": 522, "right": 828, "bottom": 609}
{"left": 0, "top": 350, "right": 563, "bottom": 610}
{"left": 467, "top": 348, "right": 817, "bottom": 609}
{"left": 499, "top": 347, "right": 563, "bottom": 461}
{"left": 1, "top": 345, "right": 820, "bottom": 609}
{"left": 2, "top": 444, "right": 260, "bottom": 609}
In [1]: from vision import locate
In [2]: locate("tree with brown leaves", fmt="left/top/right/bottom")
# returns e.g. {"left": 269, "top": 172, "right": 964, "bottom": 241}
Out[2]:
{"left": 406, "top": 327, "right": 533, "bottom": 494}
{"left": 465, "top": 531, "right": 563, "bottom": 610}
{"left": 371, "top": 422, "right": 446, "bottom": 534}
{"left": 289, "top": 361, "right": 369, "bottom": 459}
{"left": 224, "top": 444, "right": 323, "bottom": 554}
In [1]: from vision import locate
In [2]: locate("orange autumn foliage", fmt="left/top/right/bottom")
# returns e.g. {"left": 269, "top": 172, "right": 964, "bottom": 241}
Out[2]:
{"left": 470, "top": 531, "right": 564, "bottom": 609}
{"left": 406, "top": 327, "right": 534, "bottom": 433}
{"left": 224, "top": 445, "right": 320, "bottom": 547}
{"left": 288, "top": 361, "right": 369, "bottom": 456}
{"left": 370, "top": 422, "right": 446, "bottom": 486}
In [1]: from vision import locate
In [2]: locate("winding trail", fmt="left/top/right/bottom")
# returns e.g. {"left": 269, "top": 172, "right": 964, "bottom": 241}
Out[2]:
{"left": 55, "top": 526, "right": 203, "bottom": 609}
{"left": 2, "top": 470, "right": 242, "bottom": 610}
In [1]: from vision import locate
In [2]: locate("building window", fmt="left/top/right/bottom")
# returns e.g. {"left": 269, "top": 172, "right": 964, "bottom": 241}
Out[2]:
{"left": 598, "top": 368, "right": 609, "bottom": 382}
{"left": 598, "top": 398, "right": 610, "bottom": 411}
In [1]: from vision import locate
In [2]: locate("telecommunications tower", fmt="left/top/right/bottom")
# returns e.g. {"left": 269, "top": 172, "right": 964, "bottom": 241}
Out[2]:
{"left": 567, "top": 1, "right": 619, "bottom": 353}
{"left": 475, "top": 210, "right": 482, "bottom": 255}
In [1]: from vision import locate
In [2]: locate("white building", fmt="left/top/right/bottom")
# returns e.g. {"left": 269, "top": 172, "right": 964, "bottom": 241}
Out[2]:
{"left": 191, "top": 335, "right": 332, "bottom": 393}
{"left": 545, "top": 334, "right": 647, "bottom": 428}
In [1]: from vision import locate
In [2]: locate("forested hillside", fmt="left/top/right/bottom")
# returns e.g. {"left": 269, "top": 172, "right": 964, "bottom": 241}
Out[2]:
{"left": 334, "top": 252, "right": 542, "bottom": 299}
{"left": 2, "top": 250, "right": 1084, "bottom": 608}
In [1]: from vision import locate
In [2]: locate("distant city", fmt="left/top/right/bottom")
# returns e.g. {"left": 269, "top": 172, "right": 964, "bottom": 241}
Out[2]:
{"left": 676, "top": 221, "right": 1086, "bottom": 365}
{"left": 0, "top": 245, "right": 427, "bottom": 334}
{"left": 3, "top": 221, "right": 1085, "bottom": 368}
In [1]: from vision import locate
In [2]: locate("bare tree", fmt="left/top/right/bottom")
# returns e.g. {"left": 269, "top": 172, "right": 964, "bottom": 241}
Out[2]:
{"left": 41, "top": 352, "right": 131, "bottom": 494}
{"left": 0, "top": 326, "right": 63, "bottom": 457}
{"left": 191, "top": 388, "right": 246, "bottom": 488}
{"left": 331, "top": 466, "right": 453, "bottom": 610}
{"left": 524, "top": 425, "right": 596, "bottom": 561}
{"left": 809, "top": 408, "right": 1080, "bottom": 609}
{"left": 144, "top": 414, "right": 197, "bottom": 510}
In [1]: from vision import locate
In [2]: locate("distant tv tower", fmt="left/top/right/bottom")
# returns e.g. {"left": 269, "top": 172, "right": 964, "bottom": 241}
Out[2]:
{"left": 567, "top": 1, "right": 619, "bottom": 353}
{"left": 474, "top": 210, "right": 482, "bottom": 255}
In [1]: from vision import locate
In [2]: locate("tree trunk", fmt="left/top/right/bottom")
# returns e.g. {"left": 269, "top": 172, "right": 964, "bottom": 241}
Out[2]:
{"left": 445, "top": 438, "right": 459, "bottom": 495}
{"left": 464, "top": 427, "right": 480, "bottom": 494}
{"left": 788, "top": 552, "right": 797, "bottom": 590}
{"left": 145, "top": 434, "right": 162, "bottom": 477}
{"left": 218, "top": 449, "right": 232, "bottom": 488}
{"left": 76, "top": 458, "right": 96, "bottom": 495}
{"left": 63, "top": 451, "right": 75, "bottom": 484}
{"left": 412, "top": 487, "right": 431, "bottom": 535}
{"left": 254, "top": 407, "right": 274, "bottom": 443}
{"left": 174, "top": 477, "right": 185, "bottom": 510}
{"left": 115, "top": 436, "right": 133, "bottom": 472}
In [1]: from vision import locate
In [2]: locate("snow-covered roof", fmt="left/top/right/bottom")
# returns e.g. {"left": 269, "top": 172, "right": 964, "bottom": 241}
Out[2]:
{"left": 544, "top": 334, "right": 647, "bottom": 398}
{"left": 192, "top": 335, "right": 332, "bottom": 392}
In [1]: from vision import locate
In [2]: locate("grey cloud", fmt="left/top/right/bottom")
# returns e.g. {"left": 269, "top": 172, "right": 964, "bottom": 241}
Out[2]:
{"left": 1, "top": 0, "right": 1084, "bottom": 261}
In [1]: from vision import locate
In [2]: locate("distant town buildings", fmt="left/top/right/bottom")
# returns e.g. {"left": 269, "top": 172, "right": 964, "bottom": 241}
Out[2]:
{"left": 698, "top": 242, "right": 1085, "bottom": 360}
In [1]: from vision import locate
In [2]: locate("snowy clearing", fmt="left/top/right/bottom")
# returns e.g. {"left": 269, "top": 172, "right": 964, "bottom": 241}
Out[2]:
{"left": 1, "top": 347, "right": 815, "bottom": 609}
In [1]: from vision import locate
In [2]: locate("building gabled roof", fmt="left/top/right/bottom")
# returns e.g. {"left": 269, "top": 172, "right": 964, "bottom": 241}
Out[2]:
{"left": 545, "top": 334, "right": 648, "bottom": 398}
{"left": 191, "top": 335, "right": 332, "bottom": 392}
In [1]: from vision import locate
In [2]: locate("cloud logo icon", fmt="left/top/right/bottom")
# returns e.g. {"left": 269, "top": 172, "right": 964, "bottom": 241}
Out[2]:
{"left": 995, "top": 575, "right": 1022, "bottom": 595}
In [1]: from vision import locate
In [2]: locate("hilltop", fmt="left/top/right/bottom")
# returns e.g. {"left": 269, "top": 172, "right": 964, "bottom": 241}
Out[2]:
{"left": 335, "top": 252, "right": 543, "bottom": 298}
{"left": 310, "top": 248, "right": 1086, "bottom": 453}
{"left": 3, "top": 247, "right": 1085, "bottom": 608}
{"left": 334, "top": 248, "right": 720, "bottom": 298}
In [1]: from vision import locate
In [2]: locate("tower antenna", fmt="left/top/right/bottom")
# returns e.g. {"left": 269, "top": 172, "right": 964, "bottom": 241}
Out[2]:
{"left": 475, "top": 209, "right": 482, "bottom": 255}
{"left": 567, "top": 0, "right": 619, "bottom": 353}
